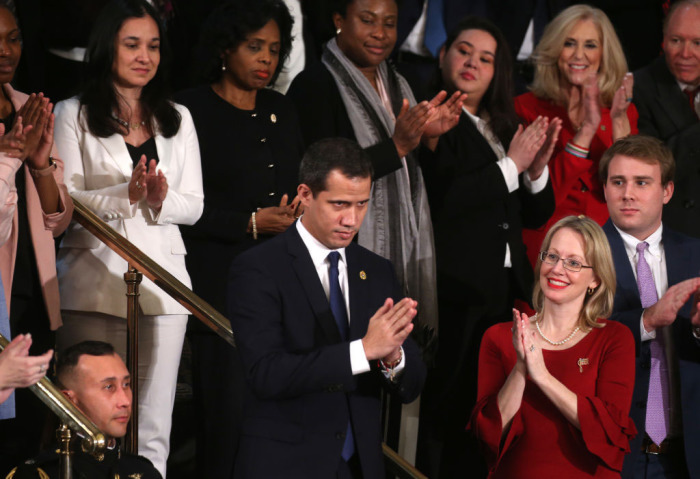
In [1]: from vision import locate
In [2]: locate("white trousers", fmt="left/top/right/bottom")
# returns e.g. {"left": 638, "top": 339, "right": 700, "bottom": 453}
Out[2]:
{"left": 57, "top": 311, "right": 187, "bottom": 477}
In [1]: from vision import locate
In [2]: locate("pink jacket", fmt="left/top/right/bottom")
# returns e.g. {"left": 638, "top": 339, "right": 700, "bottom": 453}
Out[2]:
{"left": 0, "top": 84, "right": 73, "bottom": 330}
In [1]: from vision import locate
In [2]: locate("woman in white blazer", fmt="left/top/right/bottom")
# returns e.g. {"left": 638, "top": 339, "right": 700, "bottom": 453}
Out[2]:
{"left": 53, "top": 0, "right": 203, "bottom": 475}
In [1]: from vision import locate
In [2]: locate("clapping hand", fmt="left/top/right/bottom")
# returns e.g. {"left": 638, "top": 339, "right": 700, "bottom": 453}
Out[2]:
{"left": 16, "top": 93, "right": 51, "bottom": 164}
{"left": 145, "top": 159, "right": 168, "bottom": 212}
{"left": 422, "top": 90, "right": 467, "bottom": 139}
{"left": 0, "top": 117, "right": 27, "bottom": 158}
{"left": 507, "top": 116, "right": 549, "bottom": 174}
{"left": 528, "top": 117, "right": 563, "bottom": 180}
{"left": 0, "top": 334, "right": 53, "bottom": 405}
{"left": 610, "top": 72, "right": 634, "bottom": 140}
{"left": 393, "top": 99, "right": 434, "bottom": 158}
{"left": 254, "top": 193, "right": 299, "bottom": 235}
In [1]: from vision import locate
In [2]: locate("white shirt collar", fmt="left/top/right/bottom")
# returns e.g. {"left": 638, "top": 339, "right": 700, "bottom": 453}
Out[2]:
{"left": 614, "top": 222, "right": 664, "bottom": 259}
{"left": 295, "top": 217, "right": 347, "bottom": 268}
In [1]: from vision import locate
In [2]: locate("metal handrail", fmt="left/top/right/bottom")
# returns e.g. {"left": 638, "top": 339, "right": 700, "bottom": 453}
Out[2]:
{"left": 70, "top": 198, "right": 234, "bottom": 346}
{"left": 0, "top": 333, "right": 106, "bottom": 457}
{"left": 382, "top": 443, "right": 428, "bottom": 479}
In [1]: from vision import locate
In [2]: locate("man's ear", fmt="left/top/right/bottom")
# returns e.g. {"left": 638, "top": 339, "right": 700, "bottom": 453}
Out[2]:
{"left": 62, "top": 389, "right": 78, "bottom": 406}
{"left": 298, "top": 183, "right": 313, "bottom": 205}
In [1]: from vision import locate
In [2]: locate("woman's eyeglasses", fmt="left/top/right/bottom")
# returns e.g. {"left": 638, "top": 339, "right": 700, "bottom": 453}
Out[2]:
{"left": 539, "top": 251, "right": 593, "bottom": 272}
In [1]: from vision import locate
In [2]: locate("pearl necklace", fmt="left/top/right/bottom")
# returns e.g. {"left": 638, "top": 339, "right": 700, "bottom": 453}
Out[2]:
{"left": 535, "top": 317, "right": 580, "bottom": 346}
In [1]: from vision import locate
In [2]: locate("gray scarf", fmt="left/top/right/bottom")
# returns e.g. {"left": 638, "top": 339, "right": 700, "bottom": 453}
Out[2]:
{"left": 322, "top": 38, "right": 437, "bottom": 349}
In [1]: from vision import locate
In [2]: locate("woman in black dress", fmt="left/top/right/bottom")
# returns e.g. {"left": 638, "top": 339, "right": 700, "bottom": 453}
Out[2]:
{"left": 174, "top": 1, "right": 302, "bottom": 476}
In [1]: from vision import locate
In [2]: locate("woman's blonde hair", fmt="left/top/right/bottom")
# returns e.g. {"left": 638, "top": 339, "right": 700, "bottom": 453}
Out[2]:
{"left": 532, "top": 216, "right": 616, "bottom": 331}
{"left": 530, "top": 5, "right": 628, "bottom": 106}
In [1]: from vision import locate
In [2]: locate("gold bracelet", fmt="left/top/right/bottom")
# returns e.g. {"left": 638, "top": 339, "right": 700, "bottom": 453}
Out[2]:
{"left": 251, "top": 211, "right": 258, "bottom": 240}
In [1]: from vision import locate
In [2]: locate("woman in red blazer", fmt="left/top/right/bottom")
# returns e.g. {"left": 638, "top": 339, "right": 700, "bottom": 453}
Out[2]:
{"left": 515, "top": 5, "right": 638, "bottom": 266}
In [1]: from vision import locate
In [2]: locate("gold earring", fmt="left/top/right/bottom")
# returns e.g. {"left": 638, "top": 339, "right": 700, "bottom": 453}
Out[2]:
{"left": 587, "top": 287, "right": 595, "bottom": 295}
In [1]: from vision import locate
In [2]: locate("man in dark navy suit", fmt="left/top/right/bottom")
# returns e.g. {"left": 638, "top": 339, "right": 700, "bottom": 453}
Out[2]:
{"left": 600, "top": 135, "right": 700, "bottom": 479}
{"left": 228, "top": 138, "right": 426, "bottom": 478}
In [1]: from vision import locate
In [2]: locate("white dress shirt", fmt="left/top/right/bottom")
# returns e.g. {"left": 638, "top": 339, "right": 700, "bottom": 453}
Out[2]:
{"left": 614, "top": 223, "right": 667, "bottom": 341}
{"left": 296, "top": 219, "right": 406, "bottom": 376}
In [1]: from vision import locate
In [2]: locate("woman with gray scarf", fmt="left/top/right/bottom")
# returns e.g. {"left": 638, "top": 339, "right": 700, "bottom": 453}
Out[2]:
{"left": 287, "top": 0, "right": 463, "bottom": 352}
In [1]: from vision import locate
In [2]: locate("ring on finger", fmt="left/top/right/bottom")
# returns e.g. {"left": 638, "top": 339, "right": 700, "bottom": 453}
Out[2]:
{"left": 136, "top": 182, "right": 142, "bottom": 190}
{"left": 39, "top": 364, "right": 46, "bottom": 373}
{"left": 529, "top": 345, "right": 535, "bottom": 352}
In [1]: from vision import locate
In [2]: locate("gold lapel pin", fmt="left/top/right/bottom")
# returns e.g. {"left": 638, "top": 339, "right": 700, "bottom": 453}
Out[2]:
{"left": 270, "top": 113, "right": 277, "bottom": 123}
{"left": 577, "top": 358, "right": 589, "bottom": 373}
{"left": 359, "top": 271, "right": 367, "bottom": 280}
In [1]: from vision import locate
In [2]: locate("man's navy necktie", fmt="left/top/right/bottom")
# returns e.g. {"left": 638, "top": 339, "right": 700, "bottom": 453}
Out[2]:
{"left": 327, "top": 251, "right": 354, "bottom": 460}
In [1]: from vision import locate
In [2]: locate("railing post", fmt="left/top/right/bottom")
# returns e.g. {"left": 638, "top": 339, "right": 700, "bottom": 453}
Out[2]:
{"left": 57, "top": 423, "right": 73, "bottom": 479}
{"left": 124, "top": 264, "right": 142, "bottom": 455}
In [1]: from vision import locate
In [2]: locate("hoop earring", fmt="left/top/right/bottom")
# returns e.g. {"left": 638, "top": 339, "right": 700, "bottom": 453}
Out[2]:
{"left": 587, "top": 287, "right": 595, "bottom": 295}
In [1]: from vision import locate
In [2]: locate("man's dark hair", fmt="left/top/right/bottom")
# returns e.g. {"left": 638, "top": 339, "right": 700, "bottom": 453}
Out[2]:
{"left": 299, "top": 138, "right": 373, "bottom": 195}
{"left": 56, "top": 341, "right": 117, "bottom": 388}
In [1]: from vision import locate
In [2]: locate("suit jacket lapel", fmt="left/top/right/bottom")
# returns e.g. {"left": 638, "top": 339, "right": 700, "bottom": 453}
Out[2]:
{"left": 459, "top": 111, "right": 500, "bottom": 164}
{"left": 654, "top": 57, "right": 697, "bottom": 132}
{"left": 346, "top": 244, "right": 370, "bottom": 341}
{"left": 663, "top": 227, "right": 685, "bottom": 290}
{"left": 97, "top": 134, "right": 136, "bottom": 179}
{"left": 604, "top": 220, "right": 641, "bottom": 308}
{"left": 286, "top": 225, "right": 342, "bottom": 344}
{"left": 154, "top": 133, "right": 173, "bottom": 176}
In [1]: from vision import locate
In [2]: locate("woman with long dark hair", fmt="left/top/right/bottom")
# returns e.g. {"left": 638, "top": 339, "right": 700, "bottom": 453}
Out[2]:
{"left": 174, "top": 0, "right": 303, "bottom": 475}
{"left": 53, "top": 0, "right": 203, "bottom": 475}
{"left": 417, "top": 16, "right": 559, "bottom": 477}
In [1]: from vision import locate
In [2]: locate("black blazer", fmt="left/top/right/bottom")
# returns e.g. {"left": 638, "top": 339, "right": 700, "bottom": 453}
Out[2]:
{"left": 633, "top": 56, "right": 700, "bottom": 238}
{"left": 423, "top": 112, "right": 554, "bottom": 310}
{"left": 604, "top": 220, "right": 700, "bottom": 478}
{"left": 228, "top": 224, "right": 426, "bottom": 478}
{"left": 175, "top": 86, "right": 303, "bottom": 314}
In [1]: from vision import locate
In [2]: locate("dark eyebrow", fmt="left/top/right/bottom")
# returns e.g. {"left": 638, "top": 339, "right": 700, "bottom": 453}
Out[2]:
{"left": 123, "top": 35, "right": 160, "bottom": 42}
{"left": 455, "top": 41, "right": 495, "bottom": 57}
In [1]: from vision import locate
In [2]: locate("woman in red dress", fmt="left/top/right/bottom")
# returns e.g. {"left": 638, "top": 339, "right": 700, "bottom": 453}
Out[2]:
{"left": 516, "top": 5, "right": 638, "bottom": 266}
{"left": 470, "top": 215, "right": 636, "bottom": 478}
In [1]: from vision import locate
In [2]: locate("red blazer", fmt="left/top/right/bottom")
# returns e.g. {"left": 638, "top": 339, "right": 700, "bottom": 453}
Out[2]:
{"left": 514, "top": 92, "right": 638, "bottom": 265}
{"left": 0, "top": 84, "right": 73, "bottom": 330}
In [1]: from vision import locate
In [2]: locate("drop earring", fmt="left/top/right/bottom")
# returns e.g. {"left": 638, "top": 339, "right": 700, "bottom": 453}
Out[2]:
{"left": 221, "top": 58, "right": 227, "bottom": 71}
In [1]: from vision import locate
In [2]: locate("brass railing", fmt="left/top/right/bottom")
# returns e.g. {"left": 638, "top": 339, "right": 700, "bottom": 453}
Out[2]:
{"left": 383, "top": 444, "right": 428, "bottom": 479}
{"left": 0, "top": 333, "right": 106, "bottom": 473}
{"left": 70, "top": 197, "right": 424, "bottom": 478}
{"left": 71, "top": 199, "right": 234, "bottom": 345}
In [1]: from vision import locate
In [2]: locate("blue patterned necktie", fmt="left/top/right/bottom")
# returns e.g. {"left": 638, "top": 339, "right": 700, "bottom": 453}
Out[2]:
{"left": 0, "top": 273, "right": 15, "bottom": 420}
{"left": 327, "top": 251, "right": 354, "bottom": 460}
{"left": 636, "top": 242, "right": 669, "bottom": 445}
{"left": 424, "top": 0, "right": 447, "bottom": 57}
